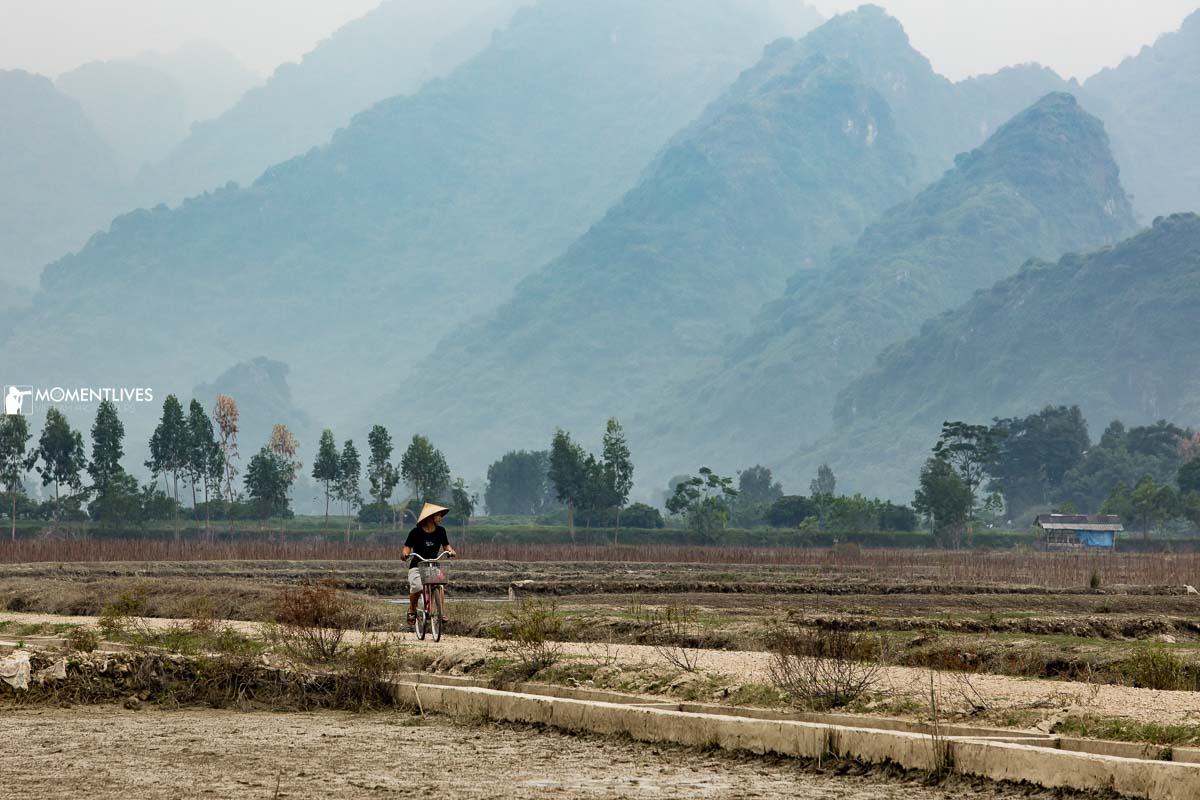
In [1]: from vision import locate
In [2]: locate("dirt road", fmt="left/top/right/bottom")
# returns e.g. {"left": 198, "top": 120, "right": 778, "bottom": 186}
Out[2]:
{"left": 0, "top": 706, "right": 1067, "bottom": 799}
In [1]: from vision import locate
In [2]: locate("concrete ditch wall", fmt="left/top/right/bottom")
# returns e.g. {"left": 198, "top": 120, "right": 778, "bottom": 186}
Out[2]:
{"left": 396, "top": 677, "right": 1200, "bottom": 800}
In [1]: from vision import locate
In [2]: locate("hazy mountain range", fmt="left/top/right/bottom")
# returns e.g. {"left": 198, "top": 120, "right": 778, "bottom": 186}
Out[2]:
{"left": 375, "top": 48, "right": 919, "bottom": 467}
{"left": 636, "top": 92, "right": 1135, "bottom": 482}
{"left": 0, "top": 70, "right": 126, "bottom": 288}
{"left": 2, "top": 1, "right": 1198, "bottom": 506}
{"left": 134, "top": 0, "right": 529, "bottom": 207}
{"left": 1083, "top": 9, "right": 1200, "bottom": 220}
{"left": 810, "top": 213, "right": 1200, "bottom": 498}
{"left": 56, "top": 43, "right": 259, "bottom": 176}
{"left": 4, "top": 0, "right": 822, "bottom": 468}
{"left": 379, "top": 9, "right": 1119, "bottom": 482}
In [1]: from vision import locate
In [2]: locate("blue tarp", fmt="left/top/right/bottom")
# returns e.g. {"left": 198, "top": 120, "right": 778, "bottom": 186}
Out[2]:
{"left": 1077, "top": 530, "right": 1115, "bottom": 548}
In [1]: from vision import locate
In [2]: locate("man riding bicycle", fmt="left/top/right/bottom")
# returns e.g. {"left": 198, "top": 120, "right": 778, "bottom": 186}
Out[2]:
{"left": 404, "top": 503, "right": 457, "bottom": 625}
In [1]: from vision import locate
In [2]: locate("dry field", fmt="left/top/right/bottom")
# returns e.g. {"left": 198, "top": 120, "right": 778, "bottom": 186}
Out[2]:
{"left": 3, "top": 550, "right": 1200, "bottom": 798}
{"left": 2, "top": 707, "right": 1072, "bottom": 800}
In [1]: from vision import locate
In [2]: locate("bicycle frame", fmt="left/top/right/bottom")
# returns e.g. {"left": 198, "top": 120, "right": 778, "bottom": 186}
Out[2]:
{"left": 410, "top": 551, "right": 452, "bottom": 642}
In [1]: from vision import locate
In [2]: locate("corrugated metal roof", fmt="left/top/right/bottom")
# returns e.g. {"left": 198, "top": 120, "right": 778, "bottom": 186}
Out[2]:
{"left": 1035, "top": 513, "right": 1123, "bottom": 532}
{"left": 1038, "top": 522, "right": 1124, "bottom": 531}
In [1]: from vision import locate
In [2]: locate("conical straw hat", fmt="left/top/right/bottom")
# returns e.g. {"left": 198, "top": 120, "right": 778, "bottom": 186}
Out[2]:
{"left": 416, "top": 502, "right": 450, "bottom": 525}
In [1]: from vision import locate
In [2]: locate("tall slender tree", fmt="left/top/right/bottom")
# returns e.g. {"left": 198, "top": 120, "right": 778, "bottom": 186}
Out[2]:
{"left": 602, "top": 418, "right": 634, "bottom": 543}
{"left": 312, "top": 429, "right": 340, "bottom": 527}
{"left": 810, "top": 463, "right": 837, "bottom": 497}
{"left": 548, "top": 429, "right": 587, "bottom": 538}
{"left": 450, "top": 477, "right": 476, "bottom": 536}
{"left": 88, "top": 400, "right": 124, "bottom": 496}
{"left": 185, "top": 399, "right": 220, "bottom": 539}
{"left": 146, "top": 395, "right": 188, "bottom": 535}
{"left": 87, "top": 399, "right": 128, "bottom": 525}
{"left": 335, "top": 440, "right": 362, "bottom": 543}
{"left": 932, "top": 421, "right": 1004, "bottom": 517}
{"left": 32, "top": 408, "right": 86, "bottom": 523}
{"left": 212, "top": 394, "right": 240, "bottom": 502}
{"left": 244, "top": 447, "right": 288, "bottom": 524}
{"left": 400, "top": 434, "right": 450, "bottom": 503}
{"left": 0, "top": 414, "right": 31, "bottom": 541}
{"left": 366, "top": 424, "right": 400, "bottom": 525}
{"left": 268, "top": 424, "right": 302, "bottom": 532}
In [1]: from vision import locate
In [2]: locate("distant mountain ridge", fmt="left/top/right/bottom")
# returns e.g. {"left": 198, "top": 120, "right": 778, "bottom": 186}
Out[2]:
{"left": 57, "top": 43, "right": 258, "bottom": 176}
{"left": 193, "top": 357, "right": 315, "bottom": 461}
{"left": 0, "top": 70, "right": 127, "bottom": 287}
{"left": 372, "top": 7, "right": 1098, "bottom": 481}
{"left": 376, "top": 49, "right": 921, "bottom": 472}
{"left": 134, "top": 0, "right": 529, "bottom": 207}
{"left": 640, "top": 92, "right": 1136, "bottom": 478}
{"left": 813, "top": 213, "right": 1200, "bottom": 499}
{"left": 57, "top": 60, "right": 191, "bottom": 175}
{"left": 708, "top": 5, "right": 1077, "bottom": 185}
{"left": 1084, "top": 9, "right": 1200, "bottom": 220}
{"left": 3, "top": 0, "right": 822, "bottom": 451}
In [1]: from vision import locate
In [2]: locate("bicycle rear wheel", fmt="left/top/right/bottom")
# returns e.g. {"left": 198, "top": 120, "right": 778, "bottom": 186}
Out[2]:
{"left": 414, "top": 593, "right": 428, "bottom": 640}
{"left": 430, "top": 590, "right": 443, "bottom": 642}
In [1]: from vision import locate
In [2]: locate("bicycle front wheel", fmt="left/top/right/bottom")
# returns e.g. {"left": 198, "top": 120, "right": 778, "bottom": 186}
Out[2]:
{"left": 414, "top": 593, "right": 428, "bottom": 641}
{"left": 430, "top": 590, "right": 443, "bottom": 642}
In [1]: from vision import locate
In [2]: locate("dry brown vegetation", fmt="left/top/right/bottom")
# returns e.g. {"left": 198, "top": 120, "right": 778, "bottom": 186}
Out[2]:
{"left": 767, "top": 625, "right": 886, "bottom": 710}
{"left": 6, "top": 541, "right": 1200, "bottom": 588}
{"left": 6, "top": 553, "right": 1200, "bottom": 747}
{"left": 271, "top": 581, "right": 367, "bottom": 662}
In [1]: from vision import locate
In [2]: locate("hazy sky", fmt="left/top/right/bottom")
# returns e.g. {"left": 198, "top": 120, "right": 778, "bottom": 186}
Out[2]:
{"left": 808, "top": 0, "right": 1197, "bottom": 79}
{"left": 0, "top": 0, "right": 1195, "bottom": 81}
{"left": 0, "top": 0, "right": 379, "bottom": 78}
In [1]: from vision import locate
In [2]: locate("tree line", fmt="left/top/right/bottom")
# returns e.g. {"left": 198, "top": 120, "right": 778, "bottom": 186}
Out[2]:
{"left": 0, "top": 395, "right": 478, "bottom": 541}
{"left": 914, "top": 407, "right": 1200, "bottom": 545}
{"left": 484, "top": 426, "right": 915, "bottom": 539}
{"left": 3, "top": 400, "right": 921, "bottom": 544}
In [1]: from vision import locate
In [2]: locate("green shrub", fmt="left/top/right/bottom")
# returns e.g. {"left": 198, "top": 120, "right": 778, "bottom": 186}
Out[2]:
{"left": 1122, "top": 642, "right": 1189, "bottom": 690}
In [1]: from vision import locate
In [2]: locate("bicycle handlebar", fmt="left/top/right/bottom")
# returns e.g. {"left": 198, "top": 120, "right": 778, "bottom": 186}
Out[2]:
{"left": 409, "top": 551, "right": 455, "bottom": 563}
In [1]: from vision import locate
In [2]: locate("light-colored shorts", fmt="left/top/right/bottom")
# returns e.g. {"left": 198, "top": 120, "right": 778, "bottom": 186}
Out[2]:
{"left": 408, "top": 567, "right": 423, "bottom": 594}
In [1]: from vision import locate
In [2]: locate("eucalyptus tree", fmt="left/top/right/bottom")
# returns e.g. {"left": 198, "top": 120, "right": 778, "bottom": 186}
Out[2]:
{"left": 0, "top": 414, "right": 31, "bottom": 540}
{"left": 32, "top": 408, "right": 86, "bottom": 523}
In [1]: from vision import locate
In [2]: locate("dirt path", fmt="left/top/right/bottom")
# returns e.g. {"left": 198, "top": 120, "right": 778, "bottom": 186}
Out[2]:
{"left": 0, "top": 706, "right": 1067, "bottom": 799}
{"left": 406, "top": 633, "right": 1200, "bottom": 728}
{"left": 6, "top": 610, "right": 1199, "bottom": 726}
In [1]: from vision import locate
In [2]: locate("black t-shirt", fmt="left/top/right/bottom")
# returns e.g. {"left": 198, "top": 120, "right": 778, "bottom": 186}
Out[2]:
{"left": 405, "top": 524, "right": 449, "bottom": 567}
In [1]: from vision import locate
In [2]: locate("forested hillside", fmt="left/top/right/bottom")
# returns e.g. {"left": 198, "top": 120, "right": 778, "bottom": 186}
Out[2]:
{"left": 379, "top": 8, "right": 1091, "bottom": 480}
{"left": 136, "top": 0, "right": 527, "bottom": 206}
{"left": 0, "top": 70, "right": 126, "bottom": 288}
{"left": 647, "top": 93, "right": 1135, "bottom": 474}
{"left": 3, "top": 0, "right": 820, "bottom": 439}
{"left": 382, "top": 51, "right": 919, "bottom": 470}
{"left": 707, "top": 6, "right": 1074, "bottom": 185}
{"left": 810, "top": 214, "right": 1200, "bottom": 499}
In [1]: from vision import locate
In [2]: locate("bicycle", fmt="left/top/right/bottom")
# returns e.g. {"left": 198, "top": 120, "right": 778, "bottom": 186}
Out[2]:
{"left": 410, "top": 551, "right": 453, "bottom": 642}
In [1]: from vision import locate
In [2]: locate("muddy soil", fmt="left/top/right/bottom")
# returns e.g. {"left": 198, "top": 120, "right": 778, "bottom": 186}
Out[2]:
{"left": 0, "top": 707, "right": 1072, "bottom": 799}
{"left": 3, "top": 559, "right": 1192, "bottom": 601}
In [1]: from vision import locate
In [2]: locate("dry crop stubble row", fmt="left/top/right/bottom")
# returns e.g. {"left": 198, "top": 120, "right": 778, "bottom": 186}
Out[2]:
{"left": 4, "top": 540, "right": 1200, "bottom": 588}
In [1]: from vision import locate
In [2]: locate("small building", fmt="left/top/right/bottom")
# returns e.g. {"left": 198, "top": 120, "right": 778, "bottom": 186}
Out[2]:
{"left": 1035, "top": 514, "right": 1123, "bottom": 550}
